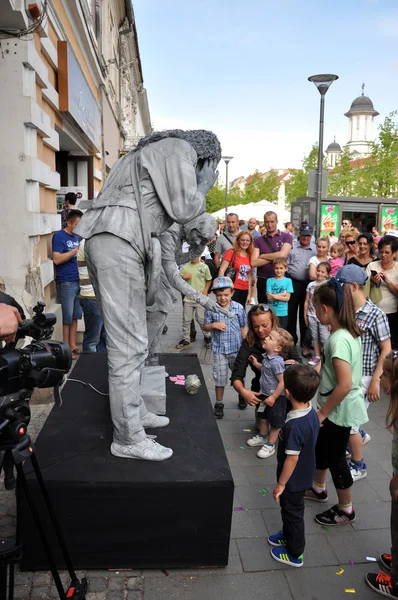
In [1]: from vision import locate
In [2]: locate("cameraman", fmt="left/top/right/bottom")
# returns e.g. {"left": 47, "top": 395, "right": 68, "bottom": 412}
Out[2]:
{"left": 0, "top": 303, "right": 22, "bottom": 343}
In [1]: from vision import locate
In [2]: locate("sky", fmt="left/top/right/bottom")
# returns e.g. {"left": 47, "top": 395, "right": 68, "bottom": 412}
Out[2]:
{"left": 133, "top": 0, "right": 398, "bottom": 183}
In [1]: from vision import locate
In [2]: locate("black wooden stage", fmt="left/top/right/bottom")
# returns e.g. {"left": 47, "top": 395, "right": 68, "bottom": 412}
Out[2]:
{"left": 19, "top": 353, "right": 234, "bottom": 570}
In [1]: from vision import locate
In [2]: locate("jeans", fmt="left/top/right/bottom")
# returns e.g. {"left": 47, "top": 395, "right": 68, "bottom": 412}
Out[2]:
{"left": 80, "top": 297, "right": 106, "bottom": 352}
{"left": 280, "top": 489, "right": 306, "bottom": 558}
{"left": 56, "top": 281, "right": 82, "bottom": 325}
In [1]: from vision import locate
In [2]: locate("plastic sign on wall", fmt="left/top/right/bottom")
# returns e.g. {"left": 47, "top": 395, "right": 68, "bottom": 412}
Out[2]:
{"left": 320, "top": 203, "right": 340, "bottom": 235}
{"left": 379, "top": 205, "right": 398, "bottom": 234}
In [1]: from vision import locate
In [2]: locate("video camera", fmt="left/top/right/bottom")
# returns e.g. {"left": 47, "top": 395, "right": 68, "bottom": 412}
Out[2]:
{"left": 0, "top": 301, "right": 72, "bottom": 467}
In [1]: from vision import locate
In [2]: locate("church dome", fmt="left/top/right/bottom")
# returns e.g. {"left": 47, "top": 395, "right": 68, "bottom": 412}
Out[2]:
{"left": 326, "top": 141, "right": 342, "bottom": 153}
{"left": 344, "top": 87, "right": 379, "bottom": 118}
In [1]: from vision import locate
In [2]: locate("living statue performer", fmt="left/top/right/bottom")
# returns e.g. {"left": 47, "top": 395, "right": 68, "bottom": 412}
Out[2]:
{"left": 75, "top": 130, "right": 221, "bottom": 462}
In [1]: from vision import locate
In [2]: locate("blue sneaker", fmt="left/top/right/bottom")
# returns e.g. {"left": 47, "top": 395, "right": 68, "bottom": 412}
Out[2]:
{"left": 360, "top": 429, "right": 371, "bottom": 445}
{"left": 268, "top": 530, "right": 286, "bottom": 547}
{"left": 270, "top": 546, "right": 303, "bottom": 567}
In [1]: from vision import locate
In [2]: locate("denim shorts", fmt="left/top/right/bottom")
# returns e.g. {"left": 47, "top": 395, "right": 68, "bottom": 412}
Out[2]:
{"left": 56, "top": 281, "right": 82, "bottom": 325}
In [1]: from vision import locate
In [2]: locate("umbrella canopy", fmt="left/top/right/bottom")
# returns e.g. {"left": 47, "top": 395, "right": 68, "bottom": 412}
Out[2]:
{"left": 211, "top": 199, "right": 290, "bottom": 224}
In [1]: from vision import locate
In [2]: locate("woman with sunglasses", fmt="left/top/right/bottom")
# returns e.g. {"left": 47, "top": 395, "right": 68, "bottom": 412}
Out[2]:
{"left": 231, "top": 304, "right": 299, "bottom": 408}
{"left": 343, "top": 229, "right": 358, "bottom": 262}
{"left": 367, "top": 236, "right": 398, "bottom": 349}
{"left": 348, "top": 233, "right": 375, "bottom": 271}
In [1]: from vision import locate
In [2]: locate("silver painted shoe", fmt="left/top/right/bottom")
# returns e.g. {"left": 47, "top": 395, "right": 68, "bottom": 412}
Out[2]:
{"left": 141, "top": 412, "right": 170, "bottom": 428}
{"left": 111, "top": 438, "right": 173, "bottom": 461}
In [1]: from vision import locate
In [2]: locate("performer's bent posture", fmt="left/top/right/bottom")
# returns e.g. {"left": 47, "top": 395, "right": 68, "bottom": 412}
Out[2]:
{"left": 76, "top": 130, "right": 221, "bottom": 461}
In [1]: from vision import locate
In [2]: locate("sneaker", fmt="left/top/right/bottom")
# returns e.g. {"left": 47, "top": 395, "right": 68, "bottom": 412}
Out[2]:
{"left": 214, "top": 402, "right": 224, "bottom": 419}
{"left": 257, "top": 443, "right": 275, "bottom": 459}
{"left": 304, "top": 487, "right": 328, "bottom": 503}
{"left": 238, "top": 397, "right": 248, "bottom": 410}
{"left": 314, "top": 504, "right": 356, "bottom": 526}
{"left": 308, "top": 356, "right": 321, "bottom": 366}
{"left": 141, "top": 412, "right": 170, "bottom": 429}
{"left": 360, "top": 429, "right": 371, "bottom": 445}
{"left": 204, "top": 338, "right": 212, "bottom": 349}
{"left": 349, "top": 461, "right": 367, "bottom": 482}
{"left": 268, "top": 530, "right": 286, "bottom": 547}
{"left": 365, "top": 571, "right": 398, "bottom": 598}
{"left": 111, "top": 438, "right": 173, "bottom": 461}
{"left": 246, "top": 434, "right": 267, "bottom": 447}
{"left": 270, "top": 546, "right": 303, "bottom": 568}
{"left": 176, "top": 339, "right": 190, "bottom": 349}
{"left": 380, "top": 554, "right": 392, "bottom": 571}
{"left": 346, "top": 448, "right": 352, "bottom": 460}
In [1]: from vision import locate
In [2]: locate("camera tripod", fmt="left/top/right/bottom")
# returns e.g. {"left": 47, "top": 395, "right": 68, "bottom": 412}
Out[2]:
{"left": 0, "top": 399, "right": 87, "bottom": 600}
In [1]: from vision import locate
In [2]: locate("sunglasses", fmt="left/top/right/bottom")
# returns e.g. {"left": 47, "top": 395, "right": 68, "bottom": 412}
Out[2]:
{"left": 342, "top": 222, "right": 349, "bottom": 226}
{"left": 248, "top": 303, "right": 271, "bottom": 314}
{"left": 346, "top": 240, "right": 356, "bottom": 246}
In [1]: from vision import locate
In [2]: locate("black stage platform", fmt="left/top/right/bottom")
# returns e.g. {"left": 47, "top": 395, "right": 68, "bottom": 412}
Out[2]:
{"left": 19, "top": 353, "right": 234, "bottom": 570}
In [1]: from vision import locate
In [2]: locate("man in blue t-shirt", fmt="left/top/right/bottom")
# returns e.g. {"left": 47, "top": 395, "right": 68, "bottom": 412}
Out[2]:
{"left": 268, "top": 364, "right": 320, "bottom": 568}
{"left": 52, "top": 209, "right": 83, "bottom": 359}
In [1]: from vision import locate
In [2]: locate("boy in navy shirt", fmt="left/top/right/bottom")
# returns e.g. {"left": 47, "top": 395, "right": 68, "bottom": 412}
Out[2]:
{"left": 52, "top": 209, "right": 83, "bottom": 359}
{"left": 268, "top": 364, "right": 320, "bottom": 567}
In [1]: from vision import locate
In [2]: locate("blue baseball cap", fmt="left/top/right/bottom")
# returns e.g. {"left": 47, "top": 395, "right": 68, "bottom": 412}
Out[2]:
{"left": 211, "top": 276, "right": 234, "bottom": 291}
{"left": 336, "top": 264, "right": 368, "bottom": 286}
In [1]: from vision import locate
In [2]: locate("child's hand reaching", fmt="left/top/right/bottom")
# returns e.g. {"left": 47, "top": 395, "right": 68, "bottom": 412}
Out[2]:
{"left": 265, "top": 396, "right": 275, "bottom": 407}
{"left": 248, "top": 355, "right": 262, "bottom": 370}
{"left": 212, "top": 322, "right": 227, "bottom": 331}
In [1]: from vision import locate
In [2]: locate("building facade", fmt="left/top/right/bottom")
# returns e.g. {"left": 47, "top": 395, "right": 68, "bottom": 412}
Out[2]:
{"left": 0, "top": 0, "right": 151, "bottom": 328}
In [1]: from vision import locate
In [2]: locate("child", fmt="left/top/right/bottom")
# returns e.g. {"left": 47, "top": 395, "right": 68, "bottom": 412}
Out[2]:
{"left": 329, "top": 243, "right": 345, "bottom": 276}
{"left": 268, "top": 364, "right": 320, "bottom": 568}
{"left": 366, "top": 351, "right": 398, "bottom": 597}
{"left": 266, "top": 258, "right": 294, "bottom": 330}
{"left": 308, "top": 237, "right": 330, "bottom": 281}
{"left": 176, "top": 256, "right": 213, "bottom": 349}
{"left": 304, "top": 278, "right": 368, "bottom": 525}
{"left": 336, "top": 264, "right": 391, "bottom": 482}
{"left": 246, "top": 327, "right": 294, "bottom": 458}
{"left": 304, "top": 262, "right": 331, "bottom": 368}
{"left": 203, "top": 276, "right": 247, "bottom": 419}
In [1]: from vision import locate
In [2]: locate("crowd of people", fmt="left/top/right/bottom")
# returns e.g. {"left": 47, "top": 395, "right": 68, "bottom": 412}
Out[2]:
{"left": 173, "top": 209, "right": 398, "bottom": 593}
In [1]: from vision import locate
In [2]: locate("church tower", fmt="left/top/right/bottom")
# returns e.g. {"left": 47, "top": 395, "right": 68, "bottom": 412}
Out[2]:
{"left": 325, "top": 137, "right": 342, "bottom": 168}
{"left": 344, "top": 84, "right": 379, "bottom": 156}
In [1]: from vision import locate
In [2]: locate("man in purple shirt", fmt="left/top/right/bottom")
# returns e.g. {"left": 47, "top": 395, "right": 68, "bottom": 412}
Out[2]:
{"left": 252, "top": 211, "right": 293, "bottom": 303}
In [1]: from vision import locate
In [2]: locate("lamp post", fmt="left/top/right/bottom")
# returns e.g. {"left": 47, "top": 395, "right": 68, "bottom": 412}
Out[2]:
{"left": 222, "top": 156, "right": 233, "bottom": 224}
{"left": 308, "top": 74, "right": 338, "bottom": 236}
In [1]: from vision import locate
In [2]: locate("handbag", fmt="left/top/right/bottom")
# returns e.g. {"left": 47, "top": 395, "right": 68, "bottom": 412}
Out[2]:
{"left": 364, "top": 278, "right": 382, "bottom": 305}
{"left": 225, "top": 251, "right": 237, "bottom": 282}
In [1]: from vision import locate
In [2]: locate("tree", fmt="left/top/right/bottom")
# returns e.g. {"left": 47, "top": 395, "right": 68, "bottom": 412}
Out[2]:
{"left": 285, "top": 144, "right": 318, "bottom": 204}
{"left": 243, "top": 170, "right": 280, "bottom": 205}
{"left": 357, "top": 111, "right": 398, "bottom": 198}
{"left": 205, "top": 179, "right": 242, "bottom": 213}
{"left": 327, "top": 147, "right": 358, "bottom": 196}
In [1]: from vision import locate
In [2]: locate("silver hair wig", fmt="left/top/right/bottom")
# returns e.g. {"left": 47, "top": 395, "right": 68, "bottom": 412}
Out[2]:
{"left": 134, "top": 129, "right": 222, "bottom": 162}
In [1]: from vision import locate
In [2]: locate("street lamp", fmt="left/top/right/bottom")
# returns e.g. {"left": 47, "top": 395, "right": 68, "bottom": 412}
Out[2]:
{"left": 222, "top": 156, "right": 233, "bottom": 224}
{"left": 308, "top": 74, "right": 339, "bottom": 236}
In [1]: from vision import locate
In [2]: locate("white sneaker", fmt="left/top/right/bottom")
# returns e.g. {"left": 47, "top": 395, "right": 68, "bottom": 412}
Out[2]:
{"left": 257, "top": 443, "right": 276, "bottom": 459}
{"left": 361, "top": 430, "right": 371, "bottom": 445}
{"left": 247, "top": 434, "right": 267, "bottom": 447}
{"left": 111, "top": 438, "right": 173, "bottom": 461}
{"left": 350, "top": 462, "right": 367, "bottom": 482}
{"left": 141, "top": 412, "right": 170, "bottom": 428}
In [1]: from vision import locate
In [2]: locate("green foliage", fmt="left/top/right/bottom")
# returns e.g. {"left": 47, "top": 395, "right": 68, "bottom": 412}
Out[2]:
{"left": 285, "top": 144, "right": 318, "bottom": 204}
{"left": 205, "top": 170, "right": 279, "bottom": 213}
{"left": 328, "top": 147, "right": 357, "bottom": 196}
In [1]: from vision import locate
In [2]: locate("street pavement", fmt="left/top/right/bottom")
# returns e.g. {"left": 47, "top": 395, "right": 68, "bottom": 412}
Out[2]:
{"left": 2, "top": 299, "right": 392, "bottom": 600}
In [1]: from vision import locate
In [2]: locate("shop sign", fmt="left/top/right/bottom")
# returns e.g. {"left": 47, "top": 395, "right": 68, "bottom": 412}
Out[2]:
{"left": 379, "top": 205, "right": 398, "bottom": 234}
{"left": 320, "top": 204, "right": 339, "bottom": 234}
{"left": 58, "top": 42, "right": 101, "bottom": 151}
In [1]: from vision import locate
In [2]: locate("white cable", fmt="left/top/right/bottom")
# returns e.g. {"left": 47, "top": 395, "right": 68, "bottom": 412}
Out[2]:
{"left": 66, "top": 378, "right": 109, "bottom": 396}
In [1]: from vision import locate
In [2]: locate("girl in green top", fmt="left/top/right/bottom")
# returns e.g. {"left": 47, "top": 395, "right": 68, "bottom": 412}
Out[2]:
{"left": 304, "top": 277, "right": 368, "bottom": 526}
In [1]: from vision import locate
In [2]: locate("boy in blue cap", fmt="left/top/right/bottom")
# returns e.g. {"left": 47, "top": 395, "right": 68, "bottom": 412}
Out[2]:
{"left": 203, "top": 276, "right": 247, "bottom": 419}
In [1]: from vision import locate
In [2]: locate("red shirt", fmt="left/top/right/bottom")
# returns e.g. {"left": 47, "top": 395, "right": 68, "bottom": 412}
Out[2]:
{"left": 224, "top": 249, "right": 252, "bottom": 290}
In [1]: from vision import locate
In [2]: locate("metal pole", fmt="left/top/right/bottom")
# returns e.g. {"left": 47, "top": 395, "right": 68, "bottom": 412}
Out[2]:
{"left": 225, "top": 161, "right": 229, "bottom": 224}
{"left": 315, "top": 93, "right": 325, "bottom": 237}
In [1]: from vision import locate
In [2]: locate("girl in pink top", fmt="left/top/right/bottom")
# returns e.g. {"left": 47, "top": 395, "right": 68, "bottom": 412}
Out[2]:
{"left": 329, "top": 243, "right": 345, "bottom": 276}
